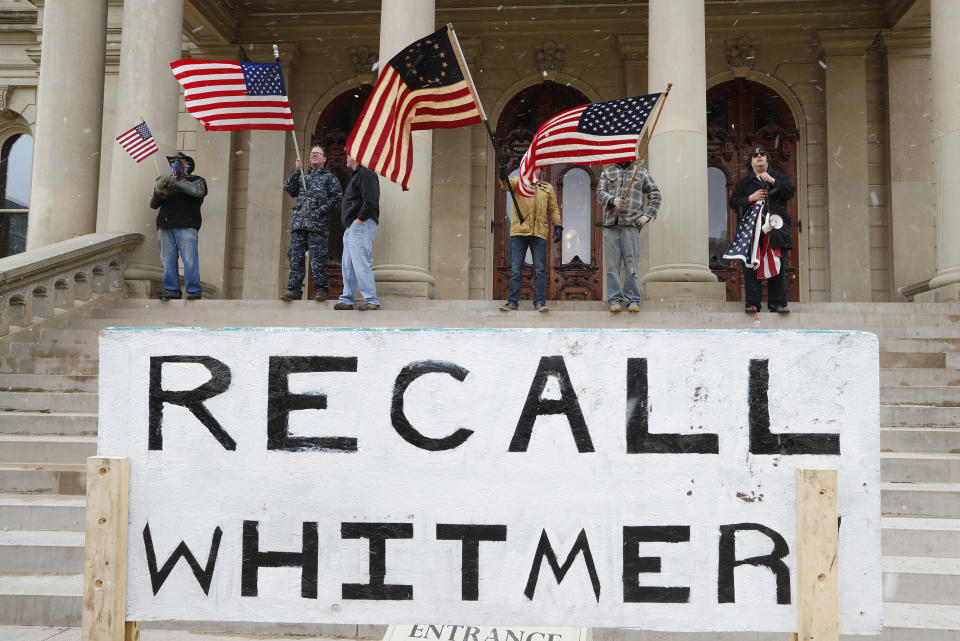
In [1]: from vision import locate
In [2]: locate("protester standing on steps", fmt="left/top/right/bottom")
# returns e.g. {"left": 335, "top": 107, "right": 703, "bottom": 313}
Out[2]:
{"left": 725, "top": 146, "right": 795, "bottom": 314}
{"left": 280, "top": 144, "right": 343, "bottom": 302}
{"left": 335, "top": 154, "right": 381, "bottom": 311}
{"left": 597, "top": 160, "right": 661, "bottom": 313}
{"left": 497, "top": 166, "right": 563, "bottom": 312}
{"left": 149, "top": 152, "right": 207, "bottom": 301}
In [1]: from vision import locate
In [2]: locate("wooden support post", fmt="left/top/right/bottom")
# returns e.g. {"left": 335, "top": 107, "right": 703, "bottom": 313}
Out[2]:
{"left": 795, "top": 469, "right": 839, "bottom": 641}
{"left": 82, "top": 456, "right": 135, "bottom": 641}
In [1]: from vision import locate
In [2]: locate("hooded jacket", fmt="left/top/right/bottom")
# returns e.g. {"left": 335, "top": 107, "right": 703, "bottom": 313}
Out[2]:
{"left": 498, "top": 176, "right": 561, "bottom": 239}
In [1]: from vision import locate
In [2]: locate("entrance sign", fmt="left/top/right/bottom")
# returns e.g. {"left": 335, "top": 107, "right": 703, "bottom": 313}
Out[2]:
{"left": 97, "top": 328, "right": 880, "bottom": 634}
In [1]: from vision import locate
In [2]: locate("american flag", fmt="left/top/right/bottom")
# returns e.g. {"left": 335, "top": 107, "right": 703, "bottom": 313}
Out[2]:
{"left": 723, "top": 199, "right": 781, "bottom": 278}
{"left": 115, "top": 121, "right": 158, "bottom": 163}
{"left": 346, "top": 26, "right": 482, "bottom": 190}
{"left": 515, "top": 93, "right": 663, "bottom": 197}
{"left": 170, "top": 59, "right": 294, "bottom": 131}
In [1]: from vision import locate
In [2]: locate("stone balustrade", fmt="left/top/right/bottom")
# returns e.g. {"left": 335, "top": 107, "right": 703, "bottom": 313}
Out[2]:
{"left": 0, "top": 232, "right": 144, "bottom": 336}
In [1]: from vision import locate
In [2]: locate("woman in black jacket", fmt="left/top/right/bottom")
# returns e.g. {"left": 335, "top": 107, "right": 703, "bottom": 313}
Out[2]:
{"left": 727, "top": 146, "right": 795, "bottom": 313}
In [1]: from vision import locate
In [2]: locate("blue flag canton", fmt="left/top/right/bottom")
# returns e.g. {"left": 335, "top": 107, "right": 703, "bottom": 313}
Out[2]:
{"left": 578, "top": 93, "right": 658, "bottom": 136}
{"left": 240, "top": 62, "right": 287, "bottom": 96}
{"left": 135, "top": 122, "right": 152, "bottom": 140}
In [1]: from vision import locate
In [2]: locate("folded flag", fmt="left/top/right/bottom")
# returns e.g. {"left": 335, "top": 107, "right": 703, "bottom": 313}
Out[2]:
{"left": 723, "top": 199, "right": 781, "bottom": 279}
{"left": 170, "top": 59, "right": 294, "bottom": 131}
{"left": 515, "top": 92, "right": 662, "bottom": 197}
{"left": 346, "top": 25, "right": 482, "bottom": 190}
{"left": 115, "top": 121, "right": 158, "bottom": 163}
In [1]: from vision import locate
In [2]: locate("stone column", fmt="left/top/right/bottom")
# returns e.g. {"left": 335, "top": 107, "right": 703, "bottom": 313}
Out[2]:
{"left": 617, "top": 35, "right": 650, "bottom": 286}
{"left": 101, "top": 0, "right": 183, "bottom": 286}
{"left": 819, "top": 30, "right": 876, "bottom": 302}
{"left": 643, "top": 0, "right": 724, "bottom": 301}
{"left": 26, "top": 0, "right": 107, "bottom": 249}
{"left": 883, "top": 30, "right": 936, "bottom": 294}
{"left": 928, "top": 0, "right": 960, "bottom": 301}
{"left": 371, "top": 0, "right": 437, "bottom": 299}
{"left": 429, "top": 37, "right": 479, "bottom": 300}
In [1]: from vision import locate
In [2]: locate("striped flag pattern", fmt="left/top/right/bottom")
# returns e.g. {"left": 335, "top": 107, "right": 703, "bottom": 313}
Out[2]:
{"left": 346, "top": 26, "right": 482, "bottom": 190}
{"left": 115, "top": 121, "right": 158, "bottom": 163}
{"left": 515, "top": 93, "right": 662, "bottom": 197}
{"left": 170, "top": 59, "right": 294, "bottom": 131}
{"left": 723, "top": 199, "right": 781, "bottom": 278}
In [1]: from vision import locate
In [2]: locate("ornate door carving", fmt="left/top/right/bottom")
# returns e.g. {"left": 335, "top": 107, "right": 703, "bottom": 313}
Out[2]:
{"left": 707, "top": 80, "right": 800, "bottom": 302}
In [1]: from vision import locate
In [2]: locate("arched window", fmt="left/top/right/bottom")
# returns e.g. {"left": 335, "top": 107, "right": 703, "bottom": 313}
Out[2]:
{"left": 0, "top": 133, "right": 31, "bottom": 257}
{"left": 707, "top": 166, "right": 728, "bottom": 266}
{"left": 559, "top": 167, "right": 591, "bottom": 265}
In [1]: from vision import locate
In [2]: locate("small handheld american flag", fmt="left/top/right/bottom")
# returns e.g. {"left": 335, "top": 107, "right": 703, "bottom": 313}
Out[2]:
{"left": 115, "top": 121, "right": 158, "bottom": 163}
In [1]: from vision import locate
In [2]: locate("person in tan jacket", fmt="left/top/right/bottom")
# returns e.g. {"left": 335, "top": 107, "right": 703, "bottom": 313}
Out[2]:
{"left": 497, "top": 166, "right": 563, "bottom": 312}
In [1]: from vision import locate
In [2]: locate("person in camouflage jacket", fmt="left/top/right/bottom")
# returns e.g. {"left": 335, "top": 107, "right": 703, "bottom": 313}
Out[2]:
{"left": 597, "top": 161, "right": 661, "bottom": 313}
{"left": 280, "top": 144, "right": 343, "bottom": 301}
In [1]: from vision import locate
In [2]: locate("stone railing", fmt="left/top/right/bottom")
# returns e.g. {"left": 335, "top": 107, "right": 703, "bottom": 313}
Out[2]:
{"left": 0, "top": 232, "right": 143, "bottom": 336}
{"left": 898, "top": 278, "right": 932, "bottom": 302}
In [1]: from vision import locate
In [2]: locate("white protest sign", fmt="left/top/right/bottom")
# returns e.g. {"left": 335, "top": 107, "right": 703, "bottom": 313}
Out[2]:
{"left": 97, "top": 328, "right": 880, "bottom": 633}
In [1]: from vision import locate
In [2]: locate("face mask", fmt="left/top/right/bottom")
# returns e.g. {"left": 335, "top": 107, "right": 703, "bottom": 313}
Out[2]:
{"left": 171, "top": 160, "right": 185, "bottom": 178}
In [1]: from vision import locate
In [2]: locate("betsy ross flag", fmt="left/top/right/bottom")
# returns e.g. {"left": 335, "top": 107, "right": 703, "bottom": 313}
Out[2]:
{"left": 170, "top": 59, "right": 294, "bottom": 131}
{"left": 516, "top": 92, "right": 663, "bottom": 197}
{"left": 115, "top": 121, "right": 158, "bottom": 163}
{"left": 346, "top": 25, "right": 482, "bottom": 190}
{"left": 723, "top": 199, "right": 781, "bottom": 279}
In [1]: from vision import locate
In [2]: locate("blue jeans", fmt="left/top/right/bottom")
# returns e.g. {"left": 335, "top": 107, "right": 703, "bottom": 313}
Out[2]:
{"left": 603, "top": 225, "right": 642, "bottom": 304}
{"left": 339, "top": 220, "right": 379, "bottom": 306}
{"left": 508, "top": 235, "right": 547, "bottom": 306}
{"left": 158, "top": 228, "right": 200, "bottom": 295}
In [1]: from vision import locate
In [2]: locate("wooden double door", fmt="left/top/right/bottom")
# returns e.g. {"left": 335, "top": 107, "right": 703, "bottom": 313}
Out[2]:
{"left": 493, "top": 84, "right": 605, "bottom": 301}
{"left": 707, "top": 79, "right": 800, "bottom": 302}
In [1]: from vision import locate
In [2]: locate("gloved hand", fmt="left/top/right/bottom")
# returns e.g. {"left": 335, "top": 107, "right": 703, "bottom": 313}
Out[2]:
{"left": 154, "top": 175, "right": 173, "bottom": 197}
{"left": 552, "top": 225, "right": 563, "bottom": 243}
{"left": 498, "top": 164, "right": 509, "bottom": 181}
{"left": 637, "top": 214, "right": 651, "bottom": 228}
{"left": 613, "top": 197, "right": 623, "bottom": 209}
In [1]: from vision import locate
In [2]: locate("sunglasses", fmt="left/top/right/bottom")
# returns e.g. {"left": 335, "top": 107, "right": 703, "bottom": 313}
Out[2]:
{"left": 309, "top": 152, "right": 325, "bottom": 157}
{"left": 751, "top": 152, "right": 768, "bottom": 158}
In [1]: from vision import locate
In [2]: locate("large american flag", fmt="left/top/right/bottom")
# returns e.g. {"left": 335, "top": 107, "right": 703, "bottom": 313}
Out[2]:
{"left": 346, "top": 26, "right": 482, "bottom": 190}
{"left": 115, "top": 121, "right": 158, "bottom": 163}
{"left": 170, "top": 59, "right": 294, "bottom": 131}
{"left": 723, "top": 199, "right": 781, "bottom": 279}
{"left": 515, "top": 93, "right": 663, "bottom": 197}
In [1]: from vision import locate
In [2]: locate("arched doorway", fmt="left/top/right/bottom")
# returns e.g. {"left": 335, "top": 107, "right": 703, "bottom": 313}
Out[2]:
{"left": 706, "top": 79, "right": 800, "bottom": 302}
{"left": 308, "top": 84, "right": 373, "bottom": 299}
{"left": 494, "top": 83, "right": 604, "bottom": 301}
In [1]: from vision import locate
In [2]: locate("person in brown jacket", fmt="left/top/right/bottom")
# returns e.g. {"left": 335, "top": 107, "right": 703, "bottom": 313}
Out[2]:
{"left": 497, "top": 166, "right": 563, "bottom": 312}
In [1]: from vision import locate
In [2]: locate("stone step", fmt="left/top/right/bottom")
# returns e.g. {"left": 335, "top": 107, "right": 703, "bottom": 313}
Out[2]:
{"left": 0, "top": 374, "right": 98, "bottom": 393}
{"left": 0, "top": 357, "right": 98, "bottom": 376}
{"left": 0, "top": 574, "right": 81, "bottom": 626}
{"left": 0, "top": 435, "right": 97, "bottom": 465}
{"left": 0, "top": 530, "right": 83, "bottom": 574}
{"left": 882, "top": 405, "right": 960, "bottom": 427}
{"left": 881, "top": 452, "right": 960, "bottom": 483}
{"left": 882, "top": 482, "right": 960, "bottom": 518}
{"left": 0, "top": 412, "right": 97, "bottom": 436}
{"left": 881, "top": 352, "right": 948, "bottom": 369}
{"left": 882, "top": 516, "right": 960, "bottom": 557}
{"left": 882, "top": 555, "right": 960, "bottom": 605}
{"left": 0, "top": 463, "right": 86, "bottom": 495}
{"left": 882, "top": 427, "right": 960, "bottom": 453}
{"left": 882, "top": 386, "right": 960, "bottom": 405}
{"left": 881, "top": 369, "right": 960, "bottom": 387}
{"left": 0, "top": 493, "right": 85, "bottom": 530}
{"left": 7, "top": 343, "right": 99, "bottom": 360}
{"left": 883, "top": 602, "right": 960, "bottom": 635}
{"left": 38, "top": 328, "right": 99, "bottom": 345}
{"left": 882, "top": 337, "right": 960, "bottom": 353}
{"left": 0, "top": 391, "right": 97, "bottom": 414}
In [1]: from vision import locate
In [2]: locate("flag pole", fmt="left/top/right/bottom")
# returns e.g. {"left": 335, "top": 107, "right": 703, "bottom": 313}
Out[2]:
{"left": 274, "top": 44, "right": 307, "bottom": 192}
{"left": 614, "top": 83, "right": 672, "bottom": 224}
{"left": 140, "top": 116, "right": 162, "bottom": 175}
{"left": 447, "top": 24, "right": 526, "bottom": 224}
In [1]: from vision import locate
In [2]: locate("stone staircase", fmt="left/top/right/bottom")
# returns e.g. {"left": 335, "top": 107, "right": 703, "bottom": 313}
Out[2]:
{"left": 1, "top": 297, "right": 959, "bottom": 640}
